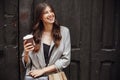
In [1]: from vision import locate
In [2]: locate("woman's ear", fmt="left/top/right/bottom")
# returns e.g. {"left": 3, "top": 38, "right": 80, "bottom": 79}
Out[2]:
{"left": 40, "top": 17, "right": 42, "bottom": 20}
{"left": 39, "top": 15, "right": 42, "bottom": 20}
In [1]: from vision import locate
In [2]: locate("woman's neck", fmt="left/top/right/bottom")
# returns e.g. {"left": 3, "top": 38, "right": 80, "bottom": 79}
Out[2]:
{"left": 43, "top": 23, "right": 53, "bottom": 32}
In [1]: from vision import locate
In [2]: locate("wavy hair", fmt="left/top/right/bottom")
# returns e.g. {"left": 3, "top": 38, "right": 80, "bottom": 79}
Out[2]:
{"left": 32, "top": 2, "right": 62, "bottom": 52}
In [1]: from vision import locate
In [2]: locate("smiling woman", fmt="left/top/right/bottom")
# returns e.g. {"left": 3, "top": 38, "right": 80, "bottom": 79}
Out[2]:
{"left": 22, "top": 2, "right": 71, "bottom": 80}
{"left": 42, "top": 6, "right": 55, "bottom": 24}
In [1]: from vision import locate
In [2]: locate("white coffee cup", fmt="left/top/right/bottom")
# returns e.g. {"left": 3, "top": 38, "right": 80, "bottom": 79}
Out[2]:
{"left": 23, "top": 34, "right": 34, "bottom": 45}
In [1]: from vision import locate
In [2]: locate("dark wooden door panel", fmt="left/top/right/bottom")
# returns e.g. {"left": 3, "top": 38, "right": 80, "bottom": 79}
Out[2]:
{"left": 4, "top": 46, "right": 19, "bottom": 80}
{"left": 0, "top": 0, "right": 19, "bottom": 80}
{"left": 91, "top": 0, "right": 120, "bottom": 80}
{"left": 0, "top": 46, "right": 19, "bottom": 80}
{"left": 91, "top": 51, "right": 120, "bottom": 80}
{"left": 69, "top": 50, "right": 80, "bottom": 80}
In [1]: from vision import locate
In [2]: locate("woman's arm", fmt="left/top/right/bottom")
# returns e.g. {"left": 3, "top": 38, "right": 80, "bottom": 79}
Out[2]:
{"left": 23, "top": 51, "right": 29, "bottom": 64}
{"left": 22, "top": 40, "right": 34, "bottom": 67}
{"left": 54, "top": 27, "right": 71, "bottom": 70}
{"left": 29, "top": 65, "right": 56, "bottom": 78}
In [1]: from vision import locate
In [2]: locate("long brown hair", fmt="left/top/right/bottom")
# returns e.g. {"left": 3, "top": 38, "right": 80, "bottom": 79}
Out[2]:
{"left": 33, "top": 2, "right": 62, "bottom": 52}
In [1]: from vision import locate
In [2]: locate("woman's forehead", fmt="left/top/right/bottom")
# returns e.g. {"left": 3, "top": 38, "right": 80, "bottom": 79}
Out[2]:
{"left": 43, "top": 6, "right": 52, "bottom": 11}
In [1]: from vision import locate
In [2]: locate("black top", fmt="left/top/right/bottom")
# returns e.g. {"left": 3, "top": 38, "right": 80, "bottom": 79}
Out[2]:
{"left": 43, "top": 43, "right": 50, "bottom": 65}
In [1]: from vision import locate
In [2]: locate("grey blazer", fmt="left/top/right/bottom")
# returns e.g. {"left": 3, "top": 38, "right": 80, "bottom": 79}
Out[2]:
{"left": 22, "top": 26, "right": 71, "bottom": 75}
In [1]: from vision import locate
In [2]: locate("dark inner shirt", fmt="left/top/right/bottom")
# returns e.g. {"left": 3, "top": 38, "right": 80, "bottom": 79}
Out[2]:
{"left": 43, "top": 43, "right": 50, "bottom": 65}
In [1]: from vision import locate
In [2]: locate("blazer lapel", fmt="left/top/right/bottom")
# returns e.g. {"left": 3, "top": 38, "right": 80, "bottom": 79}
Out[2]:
{"left": 36, "top": 42, "right": 46, "bottom": 68}
{"left": 48, "top": 40, "right": 56, "bottom": 64}
{"left": 36, "top": 40, "right": 55, "bottom": 67}
{"left": 49, "top": 40, "right": 55, "bottom": 55}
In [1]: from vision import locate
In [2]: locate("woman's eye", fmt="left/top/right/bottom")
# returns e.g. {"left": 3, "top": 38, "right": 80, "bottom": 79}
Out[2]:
{"left": 43, "top": 11, "right": 48, "bottom": 14}
{"left": 43, "top": 10, "right": 53, "bottom": 14}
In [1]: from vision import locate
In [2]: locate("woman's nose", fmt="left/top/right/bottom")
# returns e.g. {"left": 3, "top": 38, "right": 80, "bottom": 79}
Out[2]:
{"left": 48, "top": 12, "right": 53, "bottom": 16}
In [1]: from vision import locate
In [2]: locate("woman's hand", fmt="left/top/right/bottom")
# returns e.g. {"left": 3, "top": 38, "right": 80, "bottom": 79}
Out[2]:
{"left": 23, "top": 40, "right": 34, "bottom": 52}
{"left": 29, "top": 65, "right": 56, "bottom": 78}
{"left": 29, "top": 69, "right": 45, "bottom": 78}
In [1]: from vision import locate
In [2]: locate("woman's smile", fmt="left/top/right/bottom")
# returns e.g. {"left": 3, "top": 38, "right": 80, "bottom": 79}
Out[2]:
{"left": 42, "top": 6, "right": 55, "bottom": 24}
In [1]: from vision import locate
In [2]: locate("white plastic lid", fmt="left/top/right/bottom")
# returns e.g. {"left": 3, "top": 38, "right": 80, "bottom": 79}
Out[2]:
{"left": 23, "top": 34, "right": 33, "bottom": 40}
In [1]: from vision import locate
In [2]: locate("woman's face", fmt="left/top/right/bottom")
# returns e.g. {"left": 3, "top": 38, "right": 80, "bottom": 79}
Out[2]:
{"left": 41, "top": 6, "right": 55, "bottom": 24}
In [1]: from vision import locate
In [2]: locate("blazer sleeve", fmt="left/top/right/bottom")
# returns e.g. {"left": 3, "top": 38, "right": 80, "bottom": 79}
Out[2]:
{"left": 22, "top": 51, "right": 32, "bottom": 68}
{"left": 54, "top": 27, "right": 71, "bottom": 70}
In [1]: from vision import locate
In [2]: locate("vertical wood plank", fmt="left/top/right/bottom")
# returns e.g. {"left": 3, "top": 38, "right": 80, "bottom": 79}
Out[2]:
{"left": 19, "top": 0, "right": 33, "bottom": 80}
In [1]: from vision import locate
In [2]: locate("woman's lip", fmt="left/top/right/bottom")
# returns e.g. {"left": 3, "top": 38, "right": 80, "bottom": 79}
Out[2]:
{"left": 47, "top": 17, "right": 54, "bottom": 20}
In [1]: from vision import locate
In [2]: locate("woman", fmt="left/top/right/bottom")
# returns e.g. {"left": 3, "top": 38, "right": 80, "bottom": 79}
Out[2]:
{"left": 22, "top": 2, "right": 71, "bottom": 80}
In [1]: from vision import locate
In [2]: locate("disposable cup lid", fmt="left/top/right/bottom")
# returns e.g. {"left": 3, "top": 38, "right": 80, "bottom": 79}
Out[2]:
{"left": 23, "top": 34, "right": 33, "bottom": 40}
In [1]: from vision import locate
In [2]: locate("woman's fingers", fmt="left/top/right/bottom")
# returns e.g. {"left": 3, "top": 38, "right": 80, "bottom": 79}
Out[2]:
{"left": 34, "top": 74, "right": 39, "bottom": 78}
{"left": 24, "top": 43, "right": 32, "bottom": 47}
{"left": 25, "top": 47, "right": 34, "bottom": 52}
{"left": 29, "top": 70, "right": 43, "bottom": 78}
{"left": 24, "top": 43, "right": 34, "bottom": 51}
{"left": 29, "top": 71, "right": 36, "bottom": 77}
{"left": 23, "top": 40, "right": 27, "bottom": 45}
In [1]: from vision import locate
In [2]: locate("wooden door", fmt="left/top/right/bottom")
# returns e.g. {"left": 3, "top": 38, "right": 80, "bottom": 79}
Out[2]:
{"left": 91, "top": 0, "right": 120, "bottom": 80}
{"left": 0, "top": 0, "right": 19, "bottom": 80}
